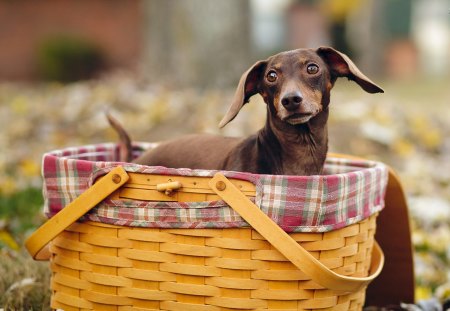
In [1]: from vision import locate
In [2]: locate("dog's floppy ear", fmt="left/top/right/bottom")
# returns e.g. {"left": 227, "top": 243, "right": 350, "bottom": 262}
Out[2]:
{"left": 317, "top": 46, "right": 384, "bottom": 94}
{"left": 219, "top": 60, "right": 267, "bottom": 128}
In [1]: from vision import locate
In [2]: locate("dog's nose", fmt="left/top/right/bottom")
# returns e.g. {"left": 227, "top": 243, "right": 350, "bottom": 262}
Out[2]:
{"left": 281, "top": 92, "right": 303, "bottom": 111}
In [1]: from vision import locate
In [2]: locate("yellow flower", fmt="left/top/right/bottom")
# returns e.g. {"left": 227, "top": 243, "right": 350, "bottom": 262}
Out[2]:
{"left": 10, "top": 96, "right": 30, "bottom": 115}
{"left": 321, "top": 0, "right": 363, "bottom": 22}
{"left": 19, "top": 160, "right": 40, "bottom": 178}
{"left": 408, "top": 114, "right": 443, "bottom": 150}
{"left": 415, "top": 286, "right": 432, "bottom": 300}
{"left": 420, "top": 129, "right": 442, "bottom": 150}
{"left": 0, "top": 230, "right": 19, "bottom": 251}
{"left": 0, "top": 177, "right": 17, "bottom": 196}
{"left": 392, "top": 138, "right": 415, "bottom": 157}
{"left": 147, "top": 97, "right": 169, "bottom": 124}
{"left": 373, "top": 107, "right": 394, "bottom": 126}
{"left": 436, "top": 283, "right": 450, "bottom": 301}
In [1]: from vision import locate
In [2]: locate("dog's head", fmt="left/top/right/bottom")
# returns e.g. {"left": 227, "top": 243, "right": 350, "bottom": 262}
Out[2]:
{"left": 219, "top": 46, "right": 383, "bottom": 128}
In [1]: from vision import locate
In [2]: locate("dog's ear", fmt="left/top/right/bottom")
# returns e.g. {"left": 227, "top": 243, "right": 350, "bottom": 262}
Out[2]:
{"left": 317, "top": 46, "right": 384, "bottom": 94}
{"left": 219, "top": 60, "right": 267, "bottom": 128}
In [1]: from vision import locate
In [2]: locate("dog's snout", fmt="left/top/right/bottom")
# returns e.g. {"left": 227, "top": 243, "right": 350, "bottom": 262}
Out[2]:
{"left": 281, "top": 92, "right": 303, "bottom": 111}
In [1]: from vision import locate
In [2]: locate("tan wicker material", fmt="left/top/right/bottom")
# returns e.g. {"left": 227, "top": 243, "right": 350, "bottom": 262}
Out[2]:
{"left": 27, "top": 167, "right": 384, "bottom": 310}
{"left": 49, "top": 214, "right": 378, "bottom": 311}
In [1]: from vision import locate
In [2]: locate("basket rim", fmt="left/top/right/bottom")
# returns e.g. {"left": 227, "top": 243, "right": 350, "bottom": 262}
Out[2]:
{"left": 42, "top": 142, "right": 388, "bottom": 233}
{"left": 44, "top": 142, "right": 386, "bottom": 178}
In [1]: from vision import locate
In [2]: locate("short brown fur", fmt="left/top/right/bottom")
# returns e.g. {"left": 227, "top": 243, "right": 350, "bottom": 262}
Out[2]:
{"left": 111, "top": 47, "right": 383, "bottom": 175}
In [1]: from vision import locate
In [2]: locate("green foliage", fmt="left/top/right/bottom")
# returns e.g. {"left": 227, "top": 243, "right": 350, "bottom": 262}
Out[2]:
{"left": 0, "top": 187, "right": 45, "bottom": 239}
{"left": 0, "top": 189, "right": 49, "bottom": 309}
{"left": 37, "top": 36, "right": 104, "bottom": 82}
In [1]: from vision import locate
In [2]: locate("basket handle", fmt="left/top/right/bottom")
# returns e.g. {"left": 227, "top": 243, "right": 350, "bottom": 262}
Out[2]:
{"left": 209, "top": 173, "right": 384, "bottom": 293}
{"left": 25, "top": 166, "right": 130, "bottom": 260}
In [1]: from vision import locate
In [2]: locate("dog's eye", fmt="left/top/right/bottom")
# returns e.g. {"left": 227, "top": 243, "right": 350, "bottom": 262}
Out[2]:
{"left": 266, "top": 70, "right": 278, "bottom": 83}
{"left": 307, "top": 64, "right": 319, "bottom": 74}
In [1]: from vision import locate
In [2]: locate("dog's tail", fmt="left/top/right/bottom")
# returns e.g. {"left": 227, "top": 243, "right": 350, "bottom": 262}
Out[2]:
{"left": 106, "top": 111, "right": 133, "bottom": 163}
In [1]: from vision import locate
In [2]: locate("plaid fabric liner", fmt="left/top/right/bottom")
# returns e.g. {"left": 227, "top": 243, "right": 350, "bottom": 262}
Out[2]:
{"left": 42, "top": 143, "right": 388, "bottom": 232}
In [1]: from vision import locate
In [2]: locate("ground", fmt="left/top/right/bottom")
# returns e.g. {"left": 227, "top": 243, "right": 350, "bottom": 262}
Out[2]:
{"left": 0, "top": 73, "right": 449, "bottom": 309}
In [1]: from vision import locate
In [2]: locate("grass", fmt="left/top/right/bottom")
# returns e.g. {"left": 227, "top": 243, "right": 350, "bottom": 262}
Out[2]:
{"left": 0, "top": 188, "right": 50, "bottom": 310}
{"left": 0, "top": 250, "right": 51, "bottom": 311}
{"left": 0, "top": 187, "right": 45, "bottom": 240}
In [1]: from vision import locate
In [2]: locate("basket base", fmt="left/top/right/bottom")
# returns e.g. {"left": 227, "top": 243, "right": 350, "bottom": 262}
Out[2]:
{"left": 48, "top": 215, "right": 377, "bottom": 310}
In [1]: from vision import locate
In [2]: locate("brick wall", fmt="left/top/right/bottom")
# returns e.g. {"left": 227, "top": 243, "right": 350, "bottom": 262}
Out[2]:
{"left": 0, "top": 0, "right": 142, "bottom": 80}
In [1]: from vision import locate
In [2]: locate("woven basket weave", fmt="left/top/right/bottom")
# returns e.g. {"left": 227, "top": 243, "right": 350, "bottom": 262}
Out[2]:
{"left": 27, "top": 167, "right": 383, "bottom": 311}
{"left": 49, "top": 215, "right": 379, "bottom": 311}
{"left": 26, "top": 145, "right": 386, "bottom": 311}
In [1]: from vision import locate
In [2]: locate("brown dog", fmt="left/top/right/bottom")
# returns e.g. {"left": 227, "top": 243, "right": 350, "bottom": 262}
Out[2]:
{"left": 110, "top": 47, "right": 383, "bottom": 175}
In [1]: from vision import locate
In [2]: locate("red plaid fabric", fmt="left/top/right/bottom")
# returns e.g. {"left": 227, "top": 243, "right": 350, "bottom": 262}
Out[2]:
{"left": 42, "top": 143, "right": 388, "bottom": 232}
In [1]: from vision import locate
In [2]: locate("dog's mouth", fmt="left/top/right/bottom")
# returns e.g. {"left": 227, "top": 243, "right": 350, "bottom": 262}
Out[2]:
{"left": 285, "top": 113, "right": 314, "bottom": 125}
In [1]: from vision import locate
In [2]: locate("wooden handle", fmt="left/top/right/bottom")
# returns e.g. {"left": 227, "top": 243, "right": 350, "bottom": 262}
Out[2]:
{"left": 25, "top": 166, "right": 130, "bottom": 260}
{"left": 209, "top": 173, "right": 384, "bottom": 293}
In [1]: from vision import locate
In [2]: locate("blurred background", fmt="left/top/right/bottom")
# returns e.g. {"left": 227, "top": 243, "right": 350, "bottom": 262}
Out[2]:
{"left": 0, "top": 0, "right": 449, "bottom": 309}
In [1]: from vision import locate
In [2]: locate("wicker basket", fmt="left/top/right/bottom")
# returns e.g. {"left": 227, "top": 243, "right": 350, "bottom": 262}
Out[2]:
{"left": 26, "top": 145, "right": 386, "bottom": 311}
